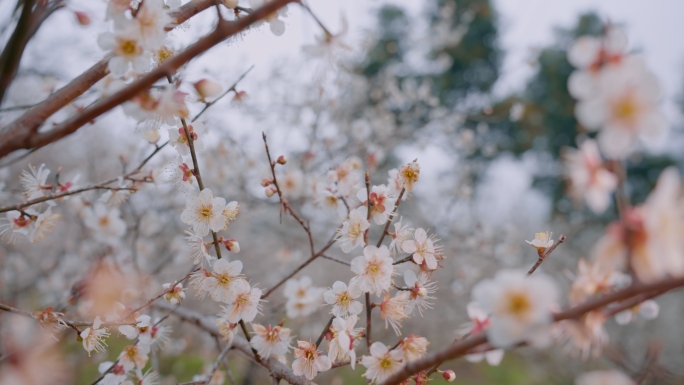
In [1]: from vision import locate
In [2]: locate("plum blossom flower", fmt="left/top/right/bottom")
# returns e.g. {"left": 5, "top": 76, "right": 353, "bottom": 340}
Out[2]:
{"left": 525, "top": 231, "right": 554, "bottom": 253}
{"left": 323, "top": 281, "right": 363, "bottom": 317}
{"left": 219, "top": 281, "right": 262, "bottom": 323}
{"left": 167, "top": 157, "right": 197, "bottom": 194}
{"left": 357, "top": 185, "right": 396, "bottom": 225}
{"left": 0, "top": 211, "right": 32, "bottom": 243}
{"left": 563, "top": 140, "right": 618, "bottom": 213}
{"left": 614, "top": 300, "right": 659, "bottom": 325}
{"left": 280, "top": 170, "right": 305, "bottom": 199}
{"left": 396, "top": 334, "right": 429, "bottom": 363}
{"left": 463, "top": 302, "right": 504, "bottom": 365}
{"left": 328, "top": 157, "right": 363, "bottom": 197}
{"left": 118, "top": 315, "right": 153, "bottom": 344}
{"left": 361, "top": 342, "right": 403, "bottom": 384}
{"left": 180, "top": 188, "right": 227, "bottom": 236}
{"left": 567, "top": 26, "right": 629, "bottom": 100}
{"left": 98, "top": 361, "right": 126, "bottom": 385}
{"left": 291, "top": 341, "right": 331, "bottom": 380}
{"left": 389, "top": 217, "right": 413, "bottom": 255}
{"left": 472, "top": 269, "right": 559, "bottom": 348}
{"left": 283, "top": 276, "right": 325, "bottom": 318}
{"left": 185, "top": 230, "right": 213, "bottom": 265}
{"left": 575, "top": 370, "right": 635, "bottom": 385}
{"left": 216, "top": 318, "right": 237, "bottom": 343}
{"left": 591, "top": 167, "right": 684, "bottom": 283}
{"left": 20, "top": 163, "right": 51, "bottom": 200}
{"left": 118, "top": 344, "right": 150, "bottom": 371}
{"left": 206, "top": 259, "right": 247, "bottom": 303}
{"left": 402, "top": 228, "right": 439, "bottom": 270}
{"left": 81, "top": 316, "right": 109, "bottom": 356}
{"left": 129, "top": 0, "right": 171, "bottom": 49}
{"left": 29, "top": 208, "right": 61, "bottom": 243}
{"left": 168, "top": 122, "right": 206, "bottom": 157}
{"left": 350, "top": 245, "right": 395, "bottom": 296}
{"left": 313, "top": 183, "right": 345, "bottom": 216}
{"left": 327, "top": 316, "right": 363, "bottom": 369}
{"left": 379, "top": 292, "right": 409, "bottom": 335}
{"left": 221, "top": 201, "right": 239, "bottom": 228}
{"left": 250, "top": 324, "right": 292, "bottom": 359}
{"left": 336, "top": 206, "right": 370, "bottom": 253}
{"left": 397, "top": 161, "right": 420, "bottom": 191}
{"left": 574, "top": 63, "right": 666, "bottom": 159}
{"left": 553, "top": 311, "right": 608, "bottom": 361}
{"left": 97, "top": 28, "right": 150, "bottom": 76}
{"left": 302, "top": 18, "right": 351, "bottom": 66}
{"left": 386, "top": 168, "right": 403, "bottom": 197}
{"left": 163, "top": 283, "right": 185, "bottom": 305}
{"left": 82, "top": 203, "right": 127, "bottom": 244}
{"left": 33, "top": 307, "right": 67, "bottom": 336}
{"left": 569, "top": 259, "right": 622, "bottom": 306}
{"left": 403, "top": 270, "right": 436, "bottom": 316}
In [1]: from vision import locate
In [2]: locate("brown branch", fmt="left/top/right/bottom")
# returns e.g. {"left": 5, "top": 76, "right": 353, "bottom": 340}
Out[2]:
{"left": 365, "top": 292, "right": 372, "bottom": 348}
{"left": 379, "top": 275, "right": 684, "bottom": 385}
{"left": 118, "top": 267, "right": 198, "bottom": 321}
{"left": 319, "top": 254, "right": 350, "bottom": 266}
{"left": 203, "top": 342, "right": 232, "bottom": 385}
{"left": 0, "top": 0, "right": 293, "bottom": 159}
{"left": 315, "top": 316, "right": 334, "bottom": 347}
{"left": 392, "top": 254, "right": 414, "bottom": 265}
{"left": 192, "top": 65, "right": 254, "bottom": 122}
{"left": 0, "top": 141, "right": 167, "bottom": 213}
{"left": 261, "top": 230, "right": 339, "bottom": 299}
{"left": 262, "top": 131, "right": 314, "bottom": 256}
{"left": 156, "top": 303, "right": 316, "bottom": 385}
{"left": 376, "top": 188, "right": 405, "bottom": 247}
{"left": 260, "top": 132, "right": 342, "bottom": 299}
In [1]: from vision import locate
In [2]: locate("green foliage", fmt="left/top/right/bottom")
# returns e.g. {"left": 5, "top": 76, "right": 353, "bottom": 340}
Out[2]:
{"left": 428, "top": 0, "right": 502, "bottom": 105}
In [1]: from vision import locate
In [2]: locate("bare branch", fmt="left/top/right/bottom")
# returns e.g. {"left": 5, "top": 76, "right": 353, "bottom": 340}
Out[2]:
{"left": 379, "top": 275, "right": 684, "bottom": 385}
{"left": 156, "top": 303, "right": 316, "bottom": 385}
{"left": 0, "top": 0, "right": 293, "bottom": 159}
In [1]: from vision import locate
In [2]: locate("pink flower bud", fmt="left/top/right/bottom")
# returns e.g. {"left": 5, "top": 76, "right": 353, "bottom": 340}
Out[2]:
{"left": 442, "top": 370, "right": 456, "bottom": 382}
{"left": 193, "top": 79, "right": 222, "bottom": 100}
{"left": 265, "top": 186, "right": 277, "bottom": 197}
{"left": 75, "top": 11, "right": 91, "bottom": 25}
{"left": 223, "top": 239, "right": 240, "bottom": 253}
{"left": 276, "top": 155, "right": 287, "bottom": 165}
{"left": 261, "top": 178, "right": 272, "bottom": 187}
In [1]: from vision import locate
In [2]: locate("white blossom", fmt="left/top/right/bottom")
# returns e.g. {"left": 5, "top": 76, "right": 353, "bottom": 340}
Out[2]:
{"left": 180, "top": 188, "right": 227, "bottom": 236}
{"left": 323, "top": 281, "right": 363, "bottom": 317}
{"left": 361, "top": 342, "right": 403, "bottom": 384}
{"left": 292, "top": 341, "right": 331, "bottom": 380}
{"left": 250, "top": 324, "right": 292, "bottom": 359}
{"left": 472, "top": 269, "right": 559, "bottom": 349}
{"left": 336, "top": 206, "right": 370, "bottom": 253}
{"left": 350, "top": 245, "right": 395, "bottom": 296}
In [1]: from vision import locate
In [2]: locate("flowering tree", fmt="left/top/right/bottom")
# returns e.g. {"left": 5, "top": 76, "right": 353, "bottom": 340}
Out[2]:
{"left": 0, "top": 1, "right": 681, "bottom": 385}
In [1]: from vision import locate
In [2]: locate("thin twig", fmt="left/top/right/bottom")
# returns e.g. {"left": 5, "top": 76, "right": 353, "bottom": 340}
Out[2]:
{"left": 376, "top": 188, "right": 405, "bottom": 248}
{"left": 204, "top": 343, "right": 232, "bottom": 385}
{"left": 320, "top": 254, "right": 350, "bottom": 266}
{"left": 192, "top": 65, "right": 254, "bottom": 122}
{"left": 365, "top": 292, "right": 372, "bottom": 348}
{"left": 118, "top": 267, "right": 198, "bottom": 321}
{"left": 527, "top": 235, "right": 567, "bottom": 276}
{"left": 315, "top": 316, "right": 334, "bottom": 347}
{"left": 0, "top": 142, "right": 166, "bottom": 214}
